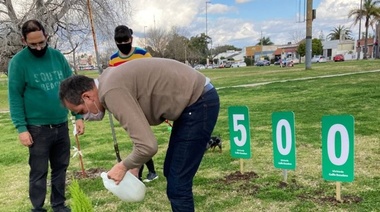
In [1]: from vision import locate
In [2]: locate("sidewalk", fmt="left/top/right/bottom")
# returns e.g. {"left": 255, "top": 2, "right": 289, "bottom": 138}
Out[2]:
{"left": 217, "top": 69, "right": 380, "bottom": 90}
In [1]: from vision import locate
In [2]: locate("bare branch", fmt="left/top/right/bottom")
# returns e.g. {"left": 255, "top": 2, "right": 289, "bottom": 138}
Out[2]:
{"left": 4, "top": 0, "right": 17, "bottom": 20}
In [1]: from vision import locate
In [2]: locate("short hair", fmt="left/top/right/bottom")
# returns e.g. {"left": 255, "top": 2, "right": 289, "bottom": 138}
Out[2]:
{"left": 114, "top": 25, "right": 133, "bottom": 43}
{"left": 59, "top": 75, "right": 95, "bottom": 106}
{"left": 21, "top": 19, "right": 46, "bottom": 40}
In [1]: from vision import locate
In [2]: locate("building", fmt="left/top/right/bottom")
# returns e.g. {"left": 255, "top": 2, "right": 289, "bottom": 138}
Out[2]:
{"left": 322, "top": 39, "right": 355, "bottom": 60}
{"left": 272, "top": 43, "right": 300, "bottom": 63}
{"left": 214, "top": 50, "right": 245, "bottom": 65}
{"left": 246, "top": 45, "right": 278, "bottom": 62}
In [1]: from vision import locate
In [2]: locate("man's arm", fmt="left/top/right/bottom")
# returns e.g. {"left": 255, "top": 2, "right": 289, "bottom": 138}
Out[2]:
{"left": 8, "top": 59, "right": 28, "bottom": 133}
{"left": 103, "top": 88, "right": 158, "bottom": 168}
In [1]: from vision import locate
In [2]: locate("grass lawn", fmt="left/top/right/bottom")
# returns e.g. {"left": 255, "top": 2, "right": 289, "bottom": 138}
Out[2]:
{"left": 1, "top": 60, "right": 380, "bottom": 211}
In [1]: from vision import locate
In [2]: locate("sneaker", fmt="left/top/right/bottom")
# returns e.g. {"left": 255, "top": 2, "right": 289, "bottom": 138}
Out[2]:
{"left": 143, "top": 172, "right": 158, "bottom": 182}
{"left": 53, "top": 206, "right": 71, "bottom": 212}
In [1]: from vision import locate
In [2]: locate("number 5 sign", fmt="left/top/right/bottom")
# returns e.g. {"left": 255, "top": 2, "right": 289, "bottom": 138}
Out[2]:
{"left": 228, "top": 106, "right": 251, "bottom": 159}
{"left": 322, "top": 115, "right": 355, "bottom": 182}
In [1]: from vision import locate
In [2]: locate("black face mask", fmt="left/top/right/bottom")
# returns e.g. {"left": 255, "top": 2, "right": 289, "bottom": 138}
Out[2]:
{"left": 28, "top": 44, "right": 48, "bottom": 58}
{"left": 117, "top": 43, "right": 132, "bottom": 55}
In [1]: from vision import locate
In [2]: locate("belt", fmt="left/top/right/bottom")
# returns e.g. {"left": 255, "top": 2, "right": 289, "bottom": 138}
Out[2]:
{"left": 202, "top": 83, "right": 214, "bottom": 95}
{"left": 33, "top": 123, "right": 65, "bottom": 129}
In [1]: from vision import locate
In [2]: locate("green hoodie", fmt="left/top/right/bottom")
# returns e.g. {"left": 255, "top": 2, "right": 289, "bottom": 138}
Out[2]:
{"left": 8, "top": 47, "right": 80, "bottom": 133}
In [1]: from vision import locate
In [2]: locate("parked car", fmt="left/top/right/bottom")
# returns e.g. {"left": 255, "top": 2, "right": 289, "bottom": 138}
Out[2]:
{"left": 311, "top": 55, "right": 327, "bottom": 63}
{"left": 194, "top": 64, "right": 205, "bottom": 70}
{"left": 282, "top": 59, "right": 294, "bottom": 67}
{"left": 205, "top": 64, "right": 214, "bottom": 69}
{"left": 224, "top": 62, "right": 233, "bottom": 68}
{"left": 237, "top": 61, "right": 247, "bottom": 67}
{"left": 231, "top": 61, "right": 247, "bottom": 68}
{"left": 256, "top": 60, "right": 270, "bottom": 66}
{"left": 291, "top": 58, "right": 300, "bottom": 64}
{"left": 78, "top": 65, "right": 95, "bottom": 70}
{"left": 333, "top": 54, "right": 345, "bottom": 62}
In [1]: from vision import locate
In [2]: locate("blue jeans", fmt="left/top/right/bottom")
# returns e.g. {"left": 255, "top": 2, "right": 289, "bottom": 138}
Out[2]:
{"left": 27, "top": 122, "right": 70, "bottom": 211}
{"left": 164, "top": 87, "right": 220, "bottom": 212}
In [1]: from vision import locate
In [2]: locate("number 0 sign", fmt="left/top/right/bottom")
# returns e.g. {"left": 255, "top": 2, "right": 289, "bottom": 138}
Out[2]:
{"left": 322, "top": 115, "right": 354, "bottom": 182}
{"left": 228, "top": 106, "right": 251, "bottom": 159}
{"left": 272, "top": 111, "right": 296, "bottom": 170}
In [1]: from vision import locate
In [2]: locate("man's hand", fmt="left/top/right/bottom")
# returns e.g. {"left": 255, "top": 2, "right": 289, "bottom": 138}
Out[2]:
{"left": 107, "top": 162, "right": 128, "bottom": 185}
{"left": 75, "top": 119, "right": 85, "bottom": 135}
{"left": 19, "top": 131, "right": 33, "bottom": 147}
{"left": 128, "top": 167, "right": 139, "bottom": 178}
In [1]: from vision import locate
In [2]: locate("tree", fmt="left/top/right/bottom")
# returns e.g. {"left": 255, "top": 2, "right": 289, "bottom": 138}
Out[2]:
{"left": 327, "top": 25, "right": 353, "bottom": 40}
{"left": 187, "top": 33, "right": 210, "bottom": 64}
{"left": 165, "top": 33, "right": 189, "bottom": 62}
{"left": 312, "top": 38, "right": 323, "bottom": 56}
{"left": 289, "top": 31, "right": 305, "bottom": 44}
{"left": 318, "top": 30, "right": 326, "bottom": 41}
{"left": 0, "top": 0, "right": 132, "bottom": 71}
{"left": 297, "top": 38, "right": 323, "bottom": 58}
{"left": 163, "top": 27, "right": 193, "bottom": 63}
{"left": 348, "top": 0, "right": 380, "bottom": 59}
{"left": 297, "top": 41, "right": 306, "bottom": 61}
{"left": 256, "top": 36, "right": 274, "bottom": 46}
{"left": 145, "top": 27, "right": 170, "bottom": 58}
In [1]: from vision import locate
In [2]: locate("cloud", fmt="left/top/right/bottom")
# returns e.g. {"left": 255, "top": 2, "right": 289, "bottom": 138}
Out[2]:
{"left": 209, "top": 17, "right": 258, "bottom": 47}
{"left": 235, "top": 0, "right": 252, "bottom": 3}
{"left": 128, "top": 0, "right": 203, "bottom": 31}
{"left": 208, "top": 4, "right": 235, "bottom": 14}
{"left": 313, "top": 0, "right": 363, "bottom": 39}
{"left": 122, "top": 0, "right": 367, "bottom": 49}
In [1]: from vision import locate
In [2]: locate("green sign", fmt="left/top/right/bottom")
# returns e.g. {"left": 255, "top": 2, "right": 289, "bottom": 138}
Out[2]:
{"left": 272, "top": 111, "right": 296, "bottom": 170}
{"left": 322, "top": 115, "right": 355, "bottom": 182}
{"left": 228, "top": 106, "right": 251, "bottom": 159}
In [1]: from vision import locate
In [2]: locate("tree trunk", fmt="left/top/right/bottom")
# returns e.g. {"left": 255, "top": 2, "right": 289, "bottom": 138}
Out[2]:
{"left": 363, "top": 18, "right": 369, "bottom": 59}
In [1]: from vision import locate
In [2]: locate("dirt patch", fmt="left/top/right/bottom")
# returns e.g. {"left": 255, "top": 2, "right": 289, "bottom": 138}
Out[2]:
{"left": 71, "top": 168, "right": 107, "bottom": 179}
{"left": 220, "top": 171, "right": 259, "bottom": 184}
{"left": 298, "top": 192, "right": 363, "bottom": 205}
{"left": 218, "top": 172, "right": 362, "bottom": 205}
{"left": 319, "top": 195, "right": 363, "bottom": 204}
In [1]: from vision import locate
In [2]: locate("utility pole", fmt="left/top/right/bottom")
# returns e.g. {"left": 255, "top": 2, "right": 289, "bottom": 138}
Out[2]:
{"left": 86, "top": 0, "right": 103, "bottom": 74}
{"left": 357, "top": 0, "right": 363, "bottom": 60}
{"left": 305, "top": 0, "right": 313, "bottom": 70}
{"left": 260, "top": 30, "right": 263, "bottom": 59}
{"left": 144, "top": 26, "right": 147, "bottom": 48}
{"left": 206, "top": 1, "right": 210, "bottom": 36}
{"left": 206, "top": 1, "right": 211, "bottom": 65}
{"left": 87, "top": 0, "right": 121, "bottom": 162}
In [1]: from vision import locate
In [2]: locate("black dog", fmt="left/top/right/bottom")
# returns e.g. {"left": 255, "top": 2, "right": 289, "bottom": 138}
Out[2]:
{"left": 206, "top": 136, "right": 222, "bottom": 152}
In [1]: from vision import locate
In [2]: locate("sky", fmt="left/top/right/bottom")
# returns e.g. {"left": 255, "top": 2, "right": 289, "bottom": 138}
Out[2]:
{"left": 126, "top": 0, "right": 365, "bottom": 49}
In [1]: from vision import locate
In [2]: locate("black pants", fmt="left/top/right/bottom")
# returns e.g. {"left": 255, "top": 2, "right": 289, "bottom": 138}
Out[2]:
{"left": 27, "top": 122, "right": 70, "bottom": 211}
{"left": 138, "top": 158, "right": 156, "bottom": 179}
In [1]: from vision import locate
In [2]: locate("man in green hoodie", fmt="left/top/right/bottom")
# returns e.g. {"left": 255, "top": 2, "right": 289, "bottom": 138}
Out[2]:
{"left": 8, "top": 19, "right": 85, "bottom": 212}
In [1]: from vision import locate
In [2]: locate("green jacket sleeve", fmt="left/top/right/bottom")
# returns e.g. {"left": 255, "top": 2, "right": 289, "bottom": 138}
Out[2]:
{"left": 8, "top": 58, "right": 28, "bottom": 133}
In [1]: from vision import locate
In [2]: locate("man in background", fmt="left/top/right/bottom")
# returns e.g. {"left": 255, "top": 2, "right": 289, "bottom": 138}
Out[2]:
{"left": 8, "top": 19, "right": 84, "bottom": 212}
{"left": 108, "top": 25, "right": 152, "bottom": 67}
{"left": 108, "top": 25, "right": 158, "bottom": 182}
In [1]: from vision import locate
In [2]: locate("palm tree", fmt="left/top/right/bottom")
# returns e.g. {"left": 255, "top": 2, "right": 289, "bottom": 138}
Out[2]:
{"left": 348, "top": 0, "right": 380, "bottom": 59}
{"left": 256, "top": 36, "right": 274, "bottom": 46}
{"left": 327, "top": 25, "right": 353, "bottom": 40}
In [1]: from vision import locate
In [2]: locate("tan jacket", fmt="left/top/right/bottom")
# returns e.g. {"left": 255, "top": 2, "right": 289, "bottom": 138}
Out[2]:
{"left": 98, "top": 58, "right": 207, "bottom": 169}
